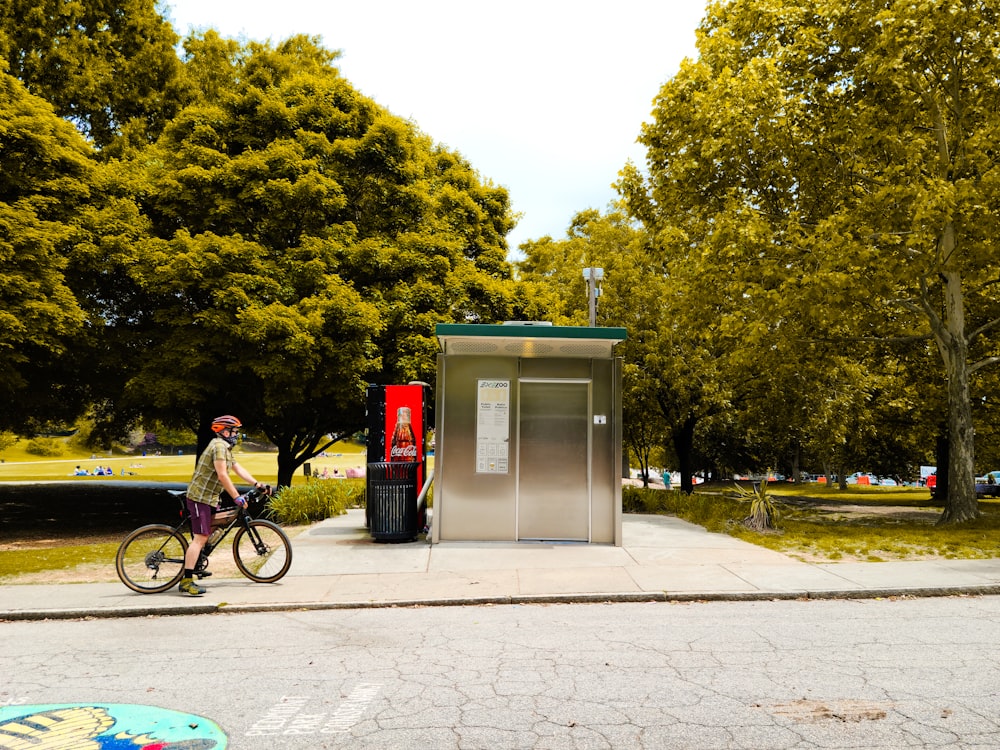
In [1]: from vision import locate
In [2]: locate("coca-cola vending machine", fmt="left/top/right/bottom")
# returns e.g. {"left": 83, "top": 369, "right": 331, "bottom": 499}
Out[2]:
{"left": 366, "top": 382, "right": 432, "bottom": 492}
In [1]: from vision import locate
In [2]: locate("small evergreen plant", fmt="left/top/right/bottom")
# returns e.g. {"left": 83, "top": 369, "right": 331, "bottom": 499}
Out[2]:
{"left": 732, "top": 478, "right": 781, "bottom": 532}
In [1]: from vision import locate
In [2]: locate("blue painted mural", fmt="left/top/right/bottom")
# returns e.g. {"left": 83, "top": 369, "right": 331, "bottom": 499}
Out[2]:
{"left": 0, "top": 703, "right": 227, "bottom": 749}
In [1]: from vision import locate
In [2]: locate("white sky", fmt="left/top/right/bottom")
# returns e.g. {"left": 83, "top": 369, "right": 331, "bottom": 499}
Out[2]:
{"left": 162, "top": 0, "right": 708, "bottom": 254}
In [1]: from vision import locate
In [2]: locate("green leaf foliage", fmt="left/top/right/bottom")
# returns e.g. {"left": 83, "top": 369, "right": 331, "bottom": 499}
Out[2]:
{"left": 625, "top": 0, "right": 1000, "bottom": 518}
{"left": 0, "top": 73, "right": 95, "bottom": 430}
{"left": 120, "top": 34, "right": 516, "bottom": 484}
{"left": 0, "top": 0, "right": 188, "bottom": 152}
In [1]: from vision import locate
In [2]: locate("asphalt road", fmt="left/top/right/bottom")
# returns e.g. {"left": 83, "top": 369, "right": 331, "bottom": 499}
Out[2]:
{"left": 2, "top": 597, "right": 999, "bottom": 749}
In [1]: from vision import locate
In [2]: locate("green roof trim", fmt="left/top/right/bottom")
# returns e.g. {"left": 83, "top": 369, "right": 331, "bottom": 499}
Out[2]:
{"left": 436, "top": 323, "right": 627, "bottom": 341}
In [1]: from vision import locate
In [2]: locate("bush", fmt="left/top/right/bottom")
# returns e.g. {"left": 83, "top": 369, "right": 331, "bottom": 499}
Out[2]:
{"left": 25, "top": 437, "right": 64, "bottom": 457}
{"left": 268, "top": 479, "right": 364, "bottom": 524}
{"left": 731, "top": 479, "right": 782, "bottom": 532}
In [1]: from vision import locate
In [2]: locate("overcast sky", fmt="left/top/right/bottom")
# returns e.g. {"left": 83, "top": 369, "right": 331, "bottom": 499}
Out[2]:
{"left": 163, "top": 0, "right": 709, "bottom": 254}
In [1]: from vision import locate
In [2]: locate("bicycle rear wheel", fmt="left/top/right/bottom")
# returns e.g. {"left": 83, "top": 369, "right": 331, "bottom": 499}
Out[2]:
{"left": 115, "top": 524, "right": 188, "bottom": 593}
{"left": 232, "top": 519, "right": 292, "bottom": 583}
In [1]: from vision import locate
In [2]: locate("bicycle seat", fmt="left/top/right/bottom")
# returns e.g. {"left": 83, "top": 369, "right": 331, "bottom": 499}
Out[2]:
{"left": 168, "top": 489, "right": 188, "bottom": 516}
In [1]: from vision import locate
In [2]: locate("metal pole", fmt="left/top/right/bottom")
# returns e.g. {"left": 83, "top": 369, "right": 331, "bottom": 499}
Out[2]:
{"left": 588, "top": 267, "right": 597, "bottom": 327}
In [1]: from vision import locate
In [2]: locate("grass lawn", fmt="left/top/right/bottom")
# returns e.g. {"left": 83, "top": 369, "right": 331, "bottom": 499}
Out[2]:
{"left": 0, "top": 437, "right": 366, "bottom": 485}
{"left": 6, "top": 436, "right": 1000, "bottom": 577}
{"left": 755, "top": 483, "right": 1000, "bottom": 561}
{"left": 626, "top": 481, "right": 1000, "bottom": 562}
{"left": 0, "top": 436, "right": 369, "bottom": 584}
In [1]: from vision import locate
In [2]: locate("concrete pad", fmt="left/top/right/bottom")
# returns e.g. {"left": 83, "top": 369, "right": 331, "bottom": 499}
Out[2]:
{"left": 427, "top": 543, "right": 632, "bottom": 573}
{"left": 722, "top": 563, "right": 866, "bottom": 593}
{"left": 516, "top": 566, "right": 640, "bottom": 596}
{"left": 623, "top": 514, "right": 753, "bottom": 548}
{"left": 290, "top": 542, "right": 430, "bottom": 576}
{"left": 812, "top": 560, "right": 1000, "bottom": 589}
{"left": 625, "top": 544, "right": 797, "bottom": 567}
{"left": 8, "top": 509, "right": 1000, "bottom": 621}
{"left": 919, "top": 559, "right": 1000, "bottom": 583}
{"left": 318, "top": 570, "right": 520, "bottom": 603}
{"left": 625, "top": 564, "right": 762, "bottom": 593}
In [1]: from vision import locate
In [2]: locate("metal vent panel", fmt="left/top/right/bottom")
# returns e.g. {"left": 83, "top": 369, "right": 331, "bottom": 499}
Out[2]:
{"left": 559, "top": 343, "right": 613, "bottom": 358}
{"left": 505, "top": 341, "right": 555, "bottom": 356}
{"left": 449, "top": 340, "right": 499, "bottom": 354}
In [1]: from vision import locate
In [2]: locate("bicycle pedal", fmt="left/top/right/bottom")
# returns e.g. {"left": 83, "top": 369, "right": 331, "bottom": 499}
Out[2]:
{"left": 195, "top": 570, "right": 213, "bottom": 578}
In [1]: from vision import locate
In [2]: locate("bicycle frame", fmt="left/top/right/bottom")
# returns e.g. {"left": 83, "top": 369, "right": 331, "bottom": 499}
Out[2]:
{"left": 117, "top": 485, "right": 290, "bottom": 593}
{"left": 170, "top": 487, "right": 271, "bottom": 567}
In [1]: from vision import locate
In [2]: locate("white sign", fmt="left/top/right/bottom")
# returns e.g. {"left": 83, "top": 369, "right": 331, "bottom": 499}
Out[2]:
{"left": 476, "top": 379, "right": 510, "bottom": 474}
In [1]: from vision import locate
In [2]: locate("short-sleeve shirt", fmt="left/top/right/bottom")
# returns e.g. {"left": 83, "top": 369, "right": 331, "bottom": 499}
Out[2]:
{"left": 187, "top": 437, "right": 233, "bottom": 507}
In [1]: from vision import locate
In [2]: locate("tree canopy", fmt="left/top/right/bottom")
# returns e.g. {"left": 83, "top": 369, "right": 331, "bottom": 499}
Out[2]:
{"left": 117, "top": 34, "right": 517, "bottom": 485}
{"left": 0, "top": 73, "right": 93, "bottom": 431}
{"left": 0, "top": 0, "right": 187, "bottom": 152}
{"left": 621, "top": 0, "right": 1000, "bottom": 520}
{"left": 6, "top": 0, "right": 1000, "bottom": 508}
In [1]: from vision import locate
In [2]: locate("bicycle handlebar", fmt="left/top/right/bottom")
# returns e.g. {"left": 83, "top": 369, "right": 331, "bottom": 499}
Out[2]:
{"left": 236, "top": 484, "right": 272, "bottom": 511}
{"left": 245, "top": 485, "right": 272, "bottom": 501}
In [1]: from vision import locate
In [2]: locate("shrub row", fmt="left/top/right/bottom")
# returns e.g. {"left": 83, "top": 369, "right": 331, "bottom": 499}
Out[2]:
{"left": 267, "top": 478, "right": 365, "bottom": 525}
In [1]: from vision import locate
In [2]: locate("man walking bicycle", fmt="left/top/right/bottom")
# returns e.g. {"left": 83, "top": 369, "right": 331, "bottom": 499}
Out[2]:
{"left": 179, "top": 415, "right": 265, "bottom": 596}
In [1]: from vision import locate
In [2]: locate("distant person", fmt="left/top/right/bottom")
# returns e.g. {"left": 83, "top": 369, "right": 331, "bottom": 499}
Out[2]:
{"left": 178, "top": 415, "right": 265, "bottom": 597}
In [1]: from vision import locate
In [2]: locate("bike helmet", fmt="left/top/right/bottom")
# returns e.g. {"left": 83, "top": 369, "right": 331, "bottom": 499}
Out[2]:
{"left": 211, "top": 415, "right": 242, "bottom": 432}
{"left": 211, "top": 415, "right": 242, "bottom": 445}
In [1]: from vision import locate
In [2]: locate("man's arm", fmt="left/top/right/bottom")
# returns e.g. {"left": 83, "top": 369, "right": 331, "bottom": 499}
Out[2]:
{"left": 232, "top": 461, "right": 261, "bottom": 489}
{"left": 214, "top": 458, "right": 242, "bottom": 500}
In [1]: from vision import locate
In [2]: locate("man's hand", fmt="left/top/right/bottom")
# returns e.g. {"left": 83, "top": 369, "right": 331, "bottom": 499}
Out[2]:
{"left": 235, "top": 495, "right": 248, "bottom": 507}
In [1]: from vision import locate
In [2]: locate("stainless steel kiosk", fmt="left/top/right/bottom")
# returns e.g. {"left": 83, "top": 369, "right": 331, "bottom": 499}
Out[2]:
{"left": 432, "top": 323, "right": 627, "bottom": 545}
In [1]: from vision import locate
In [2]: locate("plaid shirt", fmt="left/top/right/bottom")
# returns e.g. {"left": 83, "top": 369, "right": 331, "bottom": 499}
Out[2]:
{"left": 187, "top": 437, "right": 233, "bottom": 506}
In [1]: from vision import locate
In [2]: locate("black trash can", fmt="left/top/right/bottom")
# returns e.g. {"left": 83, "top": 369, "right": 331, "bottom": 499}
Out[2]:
{"left": 366, "top": 461, "right": 419, "bottom": 542}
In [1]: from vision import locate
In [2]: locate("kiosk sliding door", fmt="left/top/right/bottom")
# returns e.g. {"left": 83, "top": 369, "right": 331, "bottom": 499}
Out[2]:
{"left": 517, "top": 380, "right": 590, "bottom": 541}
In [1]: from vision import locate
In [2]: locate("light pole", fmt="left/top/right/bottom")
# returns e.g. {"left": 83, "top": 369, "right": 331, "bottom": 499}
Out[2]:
{"left": 582, "top": 267, "right": 604, "bottom": 327}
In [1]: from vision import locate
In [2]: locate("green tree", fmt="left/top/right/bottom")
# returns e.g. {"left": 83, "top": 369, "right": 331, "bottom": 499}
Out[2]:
{"left": 516, "top": 210, "right": 693, "bottom": 486}
{"left": 625, "top": 0, "right": 1000, "bottom": 521}
{"left": 124, "top": 34, "right": 515, "bottom": 485}
{"left": 0, "top": 0, "right": 187, "bottom": 152}
{"left": 0, "top": 430, "right": 17, "bottom": 456}
{"left": 0, "top": 72, "right": 94, "bottom": 431}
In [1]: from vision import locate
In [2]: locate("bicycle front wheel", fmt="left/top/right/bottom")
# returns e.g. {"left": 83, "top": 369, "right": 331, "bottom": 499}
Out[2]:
{"left": 232, "top": 519, "right": 292, "bottom": 583}
{"left": 115, "top": 524, "right": 188, "bottom": 593}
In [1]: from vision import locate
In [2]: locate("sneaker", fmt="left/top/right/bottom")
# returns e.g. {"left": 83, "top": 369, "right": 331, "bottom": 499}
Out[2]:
{"left": 178, "top": 577, "right": 206, "bottom": 596}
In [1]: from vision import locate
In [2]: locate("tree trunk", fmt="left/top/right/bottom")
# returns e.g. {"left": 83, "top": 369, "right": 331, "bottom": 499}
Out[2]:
{"left": 939, "top": 356, "right": 978, "bottom": 522}
{"left": 932, "top": 263, "right": 979, "bottom": 524}
{"left": 276, "top": 449, "right": 298, "bottom": 489}
{"left": 672, "top": 416, "right": 697, "bottom": 494}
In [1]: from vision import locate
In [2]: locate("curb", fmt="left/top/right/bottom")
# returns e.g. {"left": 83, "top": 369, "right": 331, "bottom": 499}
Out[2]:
{"left": 5, "top": 584, "right": 1000, "bottom": 622}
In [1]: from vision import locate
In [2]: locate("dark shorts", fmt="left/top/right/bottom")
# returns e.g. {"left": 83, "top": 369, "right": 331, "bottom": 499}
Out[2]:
{"left": 186, "top": 498, "right": 214, "bottom": 537}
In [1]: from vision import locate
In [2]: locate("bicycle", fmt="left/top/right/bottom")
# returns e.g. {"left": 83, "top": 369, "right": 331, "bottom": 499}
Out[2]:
{"left": 115, "top": 485, "right": 292, "bottom": 593}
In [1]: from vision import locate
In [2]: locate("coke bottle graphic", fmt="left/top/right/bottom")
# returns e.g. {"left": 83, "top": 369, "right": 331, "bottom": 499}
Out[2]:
{"left": 389, "top": 406, "right": 417, "bottom": 461}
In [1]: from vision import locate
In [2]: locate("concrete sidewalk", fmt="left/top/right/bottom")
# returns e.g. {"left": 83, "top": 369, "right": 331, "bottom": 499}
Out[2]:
{"left": 3, "top": 510, "right": 1000, "bottom": 621}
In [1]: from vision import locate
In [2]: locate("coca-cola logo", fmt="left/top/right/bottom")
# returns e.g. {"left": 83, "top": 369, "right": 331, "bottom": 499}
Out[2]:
{"left": 390, "top": 444, "right": 417, "bottom": 458}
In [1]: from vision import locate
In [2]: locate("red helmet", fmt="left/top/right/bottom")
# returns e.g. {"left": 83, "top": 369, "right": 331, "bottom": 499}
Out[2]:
{"left": 211, "top": 415, "right": 242, "bottom": 433}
